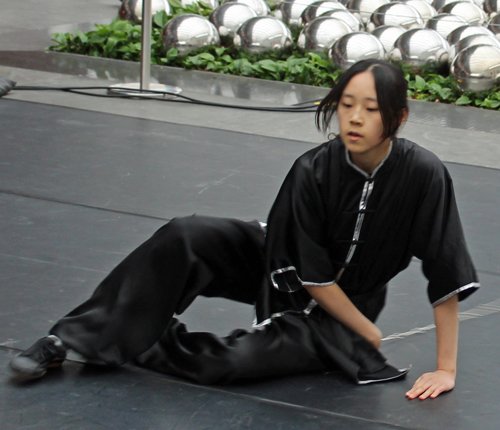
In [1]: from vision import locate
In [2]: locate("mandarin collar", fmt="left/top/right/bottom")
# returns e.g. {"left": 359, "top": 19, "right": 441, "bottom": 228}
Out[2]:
{"left": 342, "top": 138, "right": 400, "bottom": 179}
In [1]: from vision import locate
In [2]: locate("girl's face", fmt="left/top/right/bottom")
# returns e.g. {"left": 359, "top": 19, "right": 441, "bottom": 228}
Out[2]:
{"left": 337, "top": 71, "right": 392, "bottom": 173}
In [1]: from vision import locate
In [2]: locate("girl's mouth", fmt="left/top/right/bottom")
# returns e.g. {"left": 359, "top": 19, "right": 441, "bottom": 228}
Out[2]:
{"left": 347, "top": 131, "right": 363, "bottom": 141}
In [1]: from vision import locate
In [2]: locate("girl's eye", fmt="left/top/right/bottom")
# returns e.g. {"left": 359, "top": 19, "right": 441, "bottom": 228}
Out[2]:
{"left": 367, "top": 107, "right": 379, "bottom": 112}
{"left": 341, "top": 103, "right": 352, "bottom": 108}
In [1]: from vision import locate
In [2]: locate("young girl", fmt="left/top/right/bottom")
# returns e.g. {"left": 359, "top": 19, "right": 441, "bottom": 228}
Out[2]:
{"left": 9, "top": 59, "right": 479, "bottom": 400}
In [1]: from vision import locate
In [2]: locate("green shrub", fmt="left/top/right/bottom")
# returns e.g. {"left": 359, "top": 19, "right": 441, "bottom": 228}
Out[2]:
{"left": 49, "top": 8, "right": 500, "bottom": 110}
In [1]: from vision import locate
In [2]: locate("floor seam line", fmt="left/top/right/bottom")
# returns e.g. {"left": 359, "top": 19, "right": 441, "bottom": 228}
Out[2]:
{"left": 0, "top": 189, "right": 173, "bottom": 222}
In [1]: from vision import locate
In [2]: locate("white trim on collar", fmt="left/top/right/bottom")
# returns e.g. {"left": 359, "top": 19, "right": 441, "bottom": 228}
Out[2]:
{"left": 345, "top": 140, "right": 393, "bottom": 179}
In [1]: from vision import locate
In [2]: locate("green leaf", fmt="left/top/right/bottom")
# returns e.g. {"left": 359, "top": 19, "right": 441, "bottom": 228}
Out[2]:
{"left": 428, "top": 82, "right": 441, "bottom": 92}
{"left": 480, "top": 99, "right": 500, "bottom": 108}
{"left": 456, "top": 95, "right": 471, "bottom": 105}
{"left": 414, "top": 75, "right": 426, "bottom": 91}
{"left": 75, "top": 30, "right": 88, "bottom": 44}
{"left": 257, "top": 59, "right": 281, "bottom": 73}
{"left": 153, "top": 10, "right": 169, "bottom": 28}
{"left": 103, "top": 37, "right": 119, "bottom": 56}
{"left": 168, "top": 0, "right": 184, "bottom": 8}
{"left": 166, "top": 48, "right": 179, "bottom": 60}
{"left": 215, "top": 47, "right": 226, "bottom": 57}
{"left": 198, "top": 53, "right": 215, "bottom": 62}
{"left": 88, "top": 33, "right": 107, "bottom": 44}
{"left": 437, "top": 88, "right": 452, "bottom": 100}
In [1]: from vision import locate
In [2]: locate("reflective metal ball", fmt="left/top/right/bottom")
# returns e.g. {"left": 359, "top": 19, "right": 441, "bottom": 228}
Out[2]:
{"left": 484, "top": 0, "right": 500, "bottom": 16}
{"left": 209, "top": 3, "right": 258, "bottom": 43}
{"left": 371, "top": 25, "right": 407, "bottom": 53}
{"left": 487, "top": 14, "right": 500, "bottom": 40}
{"left": 320, "top": 9, "right": 364, "bottom": 31}
{"left": 367, "top": 3, "right": 424, "bottom": 32}
{"left": 450, "top": 44, "right": 500, "bottom": 91}
{"left": 447, "top": 24, "right": 495, "bottom": 45}
{"left": 119, "top": 0, "right": 171, "bottom": 22}
{"left": 450, "top": 33, "right": 500, "bottom": 58}
{"left": 439, "top": 1, "right": 487, "bottom": 25}
{"left": 390, "top": 28, "right": 450, "bottom": 69}
{"left": 346, "top": 0, "right": 388, "bottom": 23}
{"left": 225, "top": 0, "right": 271, "bottom": 16}
{"left": 162, "top": 14, "right": 220, "bottom": 54}
{"left": 233, "top": 16, "right": 293, "bottom": 51}
{"left": 401, "top": 0, "right": 438, "bottom": 22}
{"left": 329, "top": 32, "right": 386, "bottom": 70}
{"left": 425, "top": 13, "right": 468, "bottom": 38}
{"left": 432, "top": 0, "right": 473, "bottom": 11}
{"left": 297, "top": 16, "right": 352, "bottom": 51}
{"left": 274, "top": 0, "right": 319, "bottom": 28}
{"left": 300, "top": 1, "right": 347, "bottom": 26}
{"left": 181, "top": 0, "right": 220, "bottom": 9}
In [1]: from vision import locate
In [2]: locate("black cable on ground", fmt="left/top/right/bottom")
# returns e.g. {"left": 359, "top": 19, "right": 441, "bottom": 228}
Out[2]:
{"left": 11, "top": 84, "right": 320, "bottom": 113}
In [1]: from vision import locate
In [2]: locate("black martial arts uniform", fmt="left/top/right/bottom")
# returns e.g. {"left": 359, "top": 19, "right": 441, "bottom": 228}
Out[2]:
{"left": 50, "top": 137, "right": 479, "bottom": 384}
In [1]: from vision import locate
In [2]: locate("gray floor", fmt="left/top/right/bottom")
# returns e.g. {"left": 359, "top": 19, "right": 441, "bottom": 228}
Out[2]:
{"left": 1, "top": 1, "right": 500, "bottom": 429}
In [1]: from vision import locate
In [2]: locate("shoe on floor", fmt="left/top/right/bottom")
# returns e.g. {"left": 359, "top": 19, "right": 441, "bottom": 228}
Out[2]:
{"left": 357, "top": 364, "right": 411, "bottom": 385}
{"left": 9, "top": 335, "right": 67, "bottom": 380}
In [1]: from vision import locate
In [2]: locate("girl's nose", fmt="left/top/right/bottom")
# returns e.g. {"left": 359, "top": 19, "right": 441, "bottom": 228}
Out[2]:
{"left": 350, "top": 110, "right": 362, "bottom": 124}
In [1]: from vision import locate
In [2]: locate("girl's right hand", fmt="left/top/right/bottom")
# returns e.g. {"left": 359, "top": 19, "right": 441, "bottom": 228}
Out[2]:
{"left": 364, "top": 323, "right": 382, "bottom": 350}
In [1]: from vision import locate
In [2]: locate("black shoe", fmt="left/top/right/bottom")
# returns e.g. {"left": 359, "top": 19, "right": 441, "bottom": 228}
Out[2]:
{"left": 9, "top": 335, "right": 67, "bottom": 380}
{"left": 357, "top": 364, "right": 411, "bottom": 385}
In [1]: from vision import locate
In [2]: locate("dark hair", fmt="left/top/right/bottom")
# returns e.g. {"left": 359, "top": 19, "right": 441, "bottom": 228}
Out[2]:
{"left": 315, "top": 60, "right": 408, "bottom": 141}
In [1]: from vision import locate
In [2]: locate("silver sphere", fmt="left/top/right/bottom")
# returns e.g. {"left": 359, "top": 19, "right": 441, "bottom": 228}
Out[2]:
{"left": 162, "top": 14, "right": 220, "bottom": 54}
{"left": 390, "top": 28, "right": 450, "bottom": 69}
{"left": 450, "top": 33, "right": 500, "bottom": 57}
{"left": 225, "top": 0, "right": 271, "bottom": 16}
{"left": 297, "top": 16, "right": 352, "bottom": 51}
{"left": 329, "top": 32, "right": 386, "bottom": 70}
{"left": 346, "top": 0, "right": 388, "bottom": 23}
{"left": 367, "top": 3, "right": 424, "bottom": 32}
{"left": 487, "top": 14, "right": 500, "bottom": 40}
{"left": 274, "top": 0, "right": 319, "bottom": 28}
{"left": 209, "top": 3, "right": 258, "bottom": 43}
{"left": 401, "top": 0, "right": 438, "bottom": 21}
{"left": 371, "top": 25, "right": 407, "bottom": 53}
{"left": 119, "top": 0, "right": 171, "bottom": 22}
{"left": 451, "top": 44, "right": 500, "bottom": 91}
{"left": 233, "top": 16, "right": 293, "bottom": 52}
{"left": 484, "top": 0, "right": 500, "bottom": 16}
{"left": 181, "top": 0, "right": 220, "bottom": 9}
{"left": 425, "top": 13, "right": 469, "bottom": 38}
{"left": 300, "top": 1, "right": 347, "bottom": 26}
{"left": 432, "top": 0, "right": 472, "bottom": 10}
{"left": 321, "top": 9, "right": 364, "bottom": 30}
{"left": 438, "top": 1, "right": 488, "bottom": 25}
{"left": 447, "top": 24, "right": 495, "bottom": 44}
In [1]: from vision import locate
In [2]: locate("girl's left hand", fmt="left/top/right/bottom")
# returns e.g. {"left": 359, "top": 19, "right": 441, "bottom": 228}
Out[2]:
{"left": 405, "top": 370, "right": 455, "bottom": 400}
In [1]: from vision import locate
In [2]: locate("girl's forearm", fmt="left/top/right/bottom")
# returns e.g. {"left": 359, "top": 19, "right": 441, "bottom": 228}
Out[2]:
{"left": 434, "top": 295, "right": 459, "bottom": 375}
{"left": 304, "top": 283, "right": 382, "bottom": 348}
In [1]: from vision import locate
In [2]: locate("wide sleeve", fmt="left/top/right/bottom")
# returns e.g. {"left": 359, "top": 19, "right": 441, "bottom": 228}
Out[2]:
{"left": 265, "top": 147, "right": 338, "bottom": 292}
{"left": 410, "top": 159, "right": 479, "bottom": 306}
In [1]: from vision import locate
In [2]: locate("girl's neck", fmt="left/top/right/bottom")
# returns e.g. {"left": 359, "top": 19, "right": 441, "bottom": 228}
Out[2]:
{"left": 350, "top": 137, "right": 392, "bottom": 174}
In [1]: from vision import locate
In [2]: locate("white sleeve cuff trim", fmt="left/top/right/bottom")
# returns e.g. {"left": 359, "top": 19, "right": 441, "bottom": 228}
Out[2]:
{"left": 432, "top": 282, "right": 480, "bottom": 307}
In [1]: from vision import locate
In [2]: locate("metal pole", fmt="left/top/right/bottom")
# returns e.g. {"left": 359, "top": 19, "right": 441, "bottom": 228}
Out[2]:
{"left": 108, "top": 0, "right": 181, "bottom": 97}
{"left": 140, "top": 0, "right": 152, "bottom": 90}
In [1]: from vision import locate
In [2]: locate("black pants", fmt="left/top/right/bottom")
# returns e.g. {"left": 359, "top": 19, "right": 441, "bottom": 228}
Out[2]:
{"left": 50, "top": 216, "right": 388, "bottom": 384}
